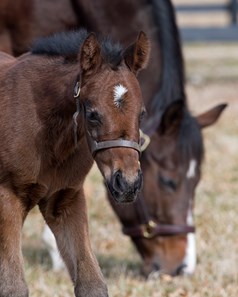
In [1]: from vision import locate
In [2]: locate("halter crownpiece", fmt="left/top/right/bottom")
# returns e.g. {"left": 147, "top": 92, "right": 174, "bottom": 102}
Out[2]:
{"left": 74, "top": 81, "right": 81, "bottom": 98}
{"left": 73, "top": 81, "right": 81, "bottom": 145}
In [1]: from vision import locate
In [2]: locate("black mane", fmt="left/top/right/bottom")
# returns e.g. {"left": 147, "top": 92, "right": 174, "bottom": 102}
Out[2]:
{"left": 149, "top": 0, "right": 186, "bottom": 113}
{"left": 31, "top": 29, "right": 123, "bottom": 66}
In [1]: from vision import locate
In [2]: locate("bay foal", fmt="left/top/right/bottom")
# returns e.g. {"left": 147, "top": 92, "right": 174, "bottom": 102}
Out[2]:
{"left": 0, "top": 30, "right": 150, "bottom": 297}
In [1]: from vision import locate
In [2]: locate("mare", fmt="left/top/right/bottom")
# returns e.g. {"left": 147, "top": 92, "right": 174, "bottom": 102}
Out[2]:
{"left": 0, "top": 30, "right": 150, "bottom": 297}
{"left": 0, "top": 0, "right": 227, "bottom": 276}
{"left": 73, "top": 0, "right": 227, "bottom": 276}
{"left": 0, "top": 0, "right": 79, "bottom": 56}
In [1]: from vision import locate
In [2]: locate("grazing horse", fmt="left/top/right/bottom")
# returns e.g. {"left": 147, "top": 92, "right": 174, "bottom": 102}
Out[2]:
{"left": 0, "top": 30, "right": 150, "bottom": 297}
{"left": 0, "top": 0, "right": 227, "bottom": 276}
{"left": 73, "top": 0, "right": 227, "bottom": 276}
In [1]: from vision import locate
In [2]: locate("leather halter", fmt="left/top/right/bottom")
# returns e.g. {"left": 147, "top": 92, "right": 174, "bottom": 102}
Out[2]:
{"left": 122, "top": 115, "right": 196, "bottom": 238}
{"left": 73, "top": 81, "right": 141, "bottom": 157}
{"left": 122, "top": 217, "right": 195, "bottom": 238}
{"left": 90, "top": 139, "right": 141, "bottom": 158}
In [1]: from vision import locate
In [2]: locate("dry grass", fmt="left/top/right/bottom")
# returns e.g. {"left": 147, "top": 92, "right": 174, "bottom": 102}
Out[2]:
{"left": 22, "top": 43, "right": 238, "bottom": 296}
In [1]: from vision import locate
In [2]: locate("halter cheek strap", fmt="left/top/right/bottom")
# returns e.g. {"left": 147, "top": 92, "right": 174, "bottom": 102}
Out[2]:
{"left": 73, "top": 81, "right": 81, "bottom": 146}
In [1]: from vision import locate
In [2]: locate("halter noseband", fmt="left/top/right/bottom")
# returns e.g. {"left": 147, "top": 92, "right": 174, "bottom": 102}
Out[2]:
{"left": 73, "top": 81, "right": 141, "bottom": 157}
{"left": 122, "top": 216, "right": 195, "bottom": 238}
{"left": 90, "top": 139, "right": 141, "bottom": 158}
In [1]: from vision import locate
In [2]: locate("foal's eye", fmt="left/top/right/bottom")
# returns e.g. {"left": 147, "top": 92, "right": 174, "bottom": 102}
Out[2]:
{"left": 159, "top": 176, "right": 177, "bottom": 192}
{"left": 86, "top": 110, "right": 102, "bottom": 125}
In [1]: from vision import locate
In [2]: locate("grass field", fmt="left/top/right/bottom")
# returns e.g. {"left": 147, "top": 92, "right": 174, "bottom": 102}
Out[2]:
{"left": 22, "top": 42, "right": 238, "bottom": 297}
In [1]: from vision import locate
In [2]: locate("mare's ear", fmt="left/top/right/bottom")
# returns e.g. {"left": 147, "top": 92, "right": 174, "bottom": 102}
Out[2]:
{"left": 159, "top": 100, "right": 184, "bottom": 136}
{"left": 196, "top": 104, "right": 227, "bottom": 129}
{"left": 79, "top": 33, "right": 102, "bottom": 82}
{"left": 123, "top": 31, "right": 150, "bottom": 75}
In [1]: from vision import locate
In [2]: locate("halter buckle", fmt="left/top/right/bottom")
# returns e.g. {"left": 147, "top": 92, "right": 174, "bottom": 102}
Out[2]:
{"left": 141, "top": 220, "right": 157, "bottom": 239}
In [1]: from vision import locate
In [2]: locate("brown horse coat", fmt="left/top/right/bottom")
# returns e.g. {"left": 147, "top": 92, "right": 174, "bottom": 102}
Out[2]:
{"left": 0, "top": 30, "right": 150, "bottom": 297}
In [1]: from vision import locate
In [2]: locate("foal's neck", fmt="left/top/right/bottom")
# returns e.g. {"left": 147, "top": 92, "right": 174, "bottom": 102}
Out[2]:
{"left": 27, "top": 55, "right": 85, "bottom": 162}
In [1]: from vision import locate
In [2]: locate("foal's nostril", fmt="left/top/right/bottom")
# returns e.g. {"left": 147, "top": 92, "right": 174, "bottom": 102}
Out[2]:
{"left": 112, "top": 170, "right": 126, "bottom": 193}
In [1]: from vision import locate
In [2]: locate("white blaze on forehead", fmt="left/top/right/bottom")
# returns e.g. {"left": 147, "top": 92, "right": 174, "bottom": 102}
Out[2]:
{"left": 113, "top": 84, "right": 128, "bottom": 107}
{"left": 182, "top": 206, "right": 196, "bottom": 275}
{"left": 186, "top": 159, "right": 197, "bottom": 179}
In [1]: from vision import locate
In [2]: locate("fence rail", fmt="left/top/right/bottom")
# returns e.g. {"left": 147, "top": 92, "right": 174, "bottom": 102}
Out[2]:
{"left": 175, "top": 0, "right": 238, "bottom": 41}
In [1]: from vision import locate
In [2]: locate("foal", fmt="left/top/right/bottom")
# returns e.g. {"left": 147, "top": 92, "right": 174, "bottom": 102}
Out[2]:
{"left": 0, "top": 30, "right": 150, "bottom": 297}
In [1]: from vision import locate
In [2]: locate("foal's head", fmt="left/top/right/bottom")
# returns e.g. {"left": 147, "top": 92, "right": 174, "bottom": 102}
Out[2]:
{"left": 78, "top": 32, "right": 150, "bottom": 203}
{"left": 135, "top": 101, "right": 227, "bottom": 276}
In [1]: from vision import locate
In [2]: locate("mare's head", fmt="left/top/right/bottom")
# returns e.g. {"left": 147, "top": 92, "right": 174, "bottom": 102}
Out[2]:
{"left": 78, "top": 31, "right": 150, "bottom": 203}
{"left": 136, "top": 102, "right": 227, "bottom": 276}
{"left": 110, "top": 101, "right": 226, "bottom": 276}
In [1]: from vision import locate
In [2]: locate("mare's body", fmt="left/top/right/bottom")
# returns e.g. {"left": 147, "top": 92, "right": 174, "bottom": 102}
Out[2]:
{"left": 75, "top": 0, "right": 226, "bottom": 276}
{"left": 0, "top": 0, "right": 227, "bottom": 276}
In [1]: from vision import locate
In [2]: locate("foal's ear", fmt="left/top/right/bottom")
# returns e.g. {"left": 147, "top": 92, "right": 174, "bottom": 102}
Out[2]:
{"left": 196, "top": 104, "right": 227, "bottom": 129}
{"left": 159, "top": 100, "right": 184, "bottom": 136}
{"left": 123, "top": 31, "right": 150, "bottom": 75}
{"left": 79, "top": 33, "right": 102, "bottom": 81}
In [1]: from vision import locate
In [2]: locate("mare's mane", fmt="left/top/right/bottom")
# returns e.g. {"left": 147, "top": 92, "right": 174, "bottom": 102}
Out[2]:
{"left": 149, "top": 0, "right": 186, "bottom": 112}
{"left": 31, "top": 29, "right": 123, "bottom": 66}
{"left": 149, "top": 0, "right": 203, "bottom": 162}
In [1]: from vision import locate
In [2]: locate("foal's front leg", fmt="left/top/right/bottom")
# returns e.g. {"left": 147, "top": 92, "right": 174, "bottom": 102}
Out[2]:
{"left": 39, "top": 188, "right": 108, "bottom": 297}
{"left": 0, "top": 186, "right": 28, "bottom": 297}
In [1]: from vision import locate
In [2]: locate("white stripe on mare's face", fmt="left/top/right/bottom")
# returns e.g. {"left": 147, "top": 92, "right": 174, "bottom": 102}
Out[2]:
{"left": 113, "top": 84, "right": 128, "bottom": 108}
{"left": 186, "top": 159, "right": 197, "bottom": 179}
{"left": 182, "top": 208, "right": 196, "bottom": 275}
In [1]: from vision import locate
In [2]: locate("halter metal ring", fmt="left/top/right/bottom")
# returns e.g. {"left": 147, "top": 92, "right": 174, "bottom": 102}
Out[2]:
{"left": 141, "top": 220, "right": 157, "bottom": 239}
{"left": 140, "top": 130, "right": 151, "bottom": 152}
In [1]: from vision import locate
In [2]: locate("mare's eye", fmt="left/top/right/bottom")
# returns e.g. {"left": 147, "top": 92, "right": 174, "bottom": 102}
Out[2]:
{"left": 159, "top": 176, "right": 177, "bottom": 192}
{"left": 86, "top": 110, "right": 102, "bottom": 125}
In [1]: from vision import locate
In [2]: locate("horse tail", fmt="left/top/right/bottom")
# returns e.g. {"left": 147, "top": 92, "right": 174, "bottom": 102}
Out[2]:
{"left": 150, "top": 0, "right": 187, "bottom": 112}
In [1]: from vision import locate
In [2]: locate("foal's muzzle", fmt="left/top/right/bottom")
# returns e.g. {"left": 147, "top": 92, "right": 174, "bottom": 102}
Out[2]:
{"left": 107, "top": 169, "right": 143, "bottom": 203}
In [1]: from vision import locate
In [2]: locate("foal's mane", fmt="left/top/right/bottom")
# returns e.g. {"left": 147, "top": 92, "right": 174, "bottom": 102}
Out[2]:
{"left": 31, "top": 29, "right": 123, "bottom": 66}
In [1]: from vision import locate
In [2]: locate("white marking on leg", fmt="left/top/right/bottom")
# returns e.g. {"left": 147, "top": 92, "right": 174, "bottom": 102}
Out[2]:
{"left": 182, "top": 208, "right": 196, "bottom": 275}
{"left": 42, "top": 225, "right": 65, "bottom": 271}
{"left": 113, "top": 84, "right": 127, "bottom": 107}
{"left": 186, "top": 159, "right": 197, "bottom": 179}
